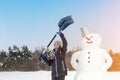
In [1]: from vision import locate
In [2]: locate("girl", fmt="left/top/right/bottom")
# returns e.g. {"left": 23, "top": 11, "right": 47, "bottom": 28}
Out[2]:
{"left": 51, "top": 31, "right": 68, "bottom": 80}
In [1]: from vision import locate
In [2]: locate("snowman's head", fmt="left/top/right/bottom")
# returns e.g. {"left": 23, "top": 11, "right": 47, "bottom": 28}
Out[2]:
{"left": 81, "top": 33, "right": 102, "bottom": 49}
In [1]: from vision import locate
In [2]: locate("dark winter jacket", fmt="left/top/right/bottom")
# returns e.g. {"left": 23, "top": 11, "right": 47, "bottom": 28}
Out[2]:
{"left": 51, "top": 33, "right": 67, "bottom": 78}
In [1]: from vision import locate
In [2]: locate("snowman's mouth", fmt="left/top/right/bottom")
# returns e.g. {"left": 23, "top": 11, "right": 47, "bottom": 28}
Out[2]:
{"left": 86, "top": 41, "right": 93, "bottom": 44}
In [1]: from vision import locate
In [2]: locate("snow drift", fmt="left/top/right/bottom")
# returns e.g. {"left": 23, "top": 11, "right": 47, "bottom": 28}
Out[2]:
{"left": 0, "top": 71, "right": 120, "bottom": 80}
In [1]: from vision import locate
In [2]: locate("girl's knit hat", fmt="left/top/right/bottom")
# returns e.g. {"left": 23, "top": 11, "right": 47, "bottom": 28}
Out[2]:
{"left": 54, "top": 40, "right": 61, "bottom": 46}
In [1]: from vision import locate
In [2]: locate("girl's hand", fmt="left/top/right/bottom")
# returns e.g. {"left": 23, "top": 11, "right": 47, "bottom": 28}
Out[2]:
{"left": 56, "top": 31, "right": 62, "bottom": 35}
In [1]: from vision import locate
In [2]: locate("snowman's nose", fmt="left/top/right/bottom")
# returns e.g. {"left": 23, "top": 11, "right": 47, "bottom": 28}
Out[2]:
{"left": 86, "top": 37, "right": 91, "bottom": 40}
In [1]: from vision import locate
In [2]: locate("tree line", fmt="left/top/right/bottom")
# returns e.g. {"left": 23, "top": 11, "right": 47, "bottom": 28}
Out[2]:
{"left": 0, "top": 45, "right": 47, "bottom": 71}
{"left": 0, "top": 45, "right": 78, "bottom": 71}
{"left": 0, "top": 45, "right": 120, "bottom": 71}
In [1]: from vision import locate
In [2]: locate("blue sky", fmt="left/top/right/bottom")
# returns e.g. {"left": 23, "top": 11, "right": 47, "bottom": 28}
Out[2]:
{"left": 0, "top": 0, "right": 120, "bottom": 52}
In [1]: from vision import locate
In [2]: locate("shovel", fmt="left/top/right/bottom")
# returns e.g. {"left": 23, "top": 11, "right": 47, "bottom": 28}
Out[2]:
{"left": 39, "top": 16, "right": 74, "bottom": 65}
{"left": 47, "top": 15, "right": 74, "bottom": 48}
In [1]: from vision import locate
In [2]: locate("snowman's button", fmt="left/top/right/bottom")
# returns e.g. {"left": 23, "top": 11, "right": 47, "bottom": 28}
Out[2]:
{"left": 88, "top": 57, "right": 90, "bottom": 59}
{"left": 88, "top": 52, "right": 90, "bottom": 54}
{"left": 88, "top": 61, "right": 90, "bottom": 63}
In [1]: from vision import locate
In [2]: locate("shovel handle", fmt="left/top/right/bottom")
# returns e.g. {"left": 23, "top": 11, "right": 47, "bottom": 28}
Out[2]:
{"left": 47, "top": 34, "right": 57, "bottom": 48}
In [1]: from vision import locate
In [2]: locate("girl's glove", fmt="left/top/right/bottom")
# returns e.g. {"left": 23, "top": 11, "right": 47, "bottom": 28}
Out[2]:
{"left": 56, "top": 31, "right": 62, "bottom": 35}
{"left": 39, "top": 53, "right": 53, "bottom": 66}
{"left": 39, "top": 53, "right": 45, "bottom": 61}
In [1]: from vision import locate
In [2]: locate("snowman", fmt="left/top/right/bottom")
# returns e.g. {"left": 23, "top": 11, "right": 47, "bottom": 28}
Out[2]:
{"left": 70, "top": 27, "right": 113, "bottom": 80}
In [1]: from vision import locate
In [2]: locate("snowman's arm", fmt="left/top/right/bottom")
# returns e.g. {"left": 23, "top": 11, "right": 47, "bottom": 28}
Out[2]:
{"left": 70, "top": 52, "right": 79, "bottom": 70}
{"left": 103, "top": 50, "right": 113, "bottom": 69}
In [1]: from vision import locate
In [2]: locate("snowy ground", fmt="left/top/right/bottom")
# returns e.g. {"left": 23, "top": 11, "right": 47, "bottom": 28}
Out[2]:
{"left": 0, "top": 71, "right": 120, "bottom": 80}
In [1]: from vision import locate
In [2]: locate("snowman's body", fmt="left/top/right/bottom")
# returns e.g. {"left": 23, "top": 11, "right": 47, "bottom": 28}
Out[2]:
{"left": 71, "top": 33, "right": 112, "bottom": 80}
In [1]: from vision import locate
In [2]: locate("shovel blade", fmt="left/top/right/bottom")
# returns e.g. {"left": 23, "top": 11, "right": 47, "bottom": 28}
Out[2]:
{"left": 58, "top": 15, "right": 74, "bottom": 31}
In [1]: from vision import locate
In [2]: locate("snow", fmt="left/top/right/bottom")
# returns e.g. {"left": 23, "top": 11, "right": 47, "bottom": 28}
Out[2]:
{"left": 0, "top": 71, "right": 120, "bottom": 80}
